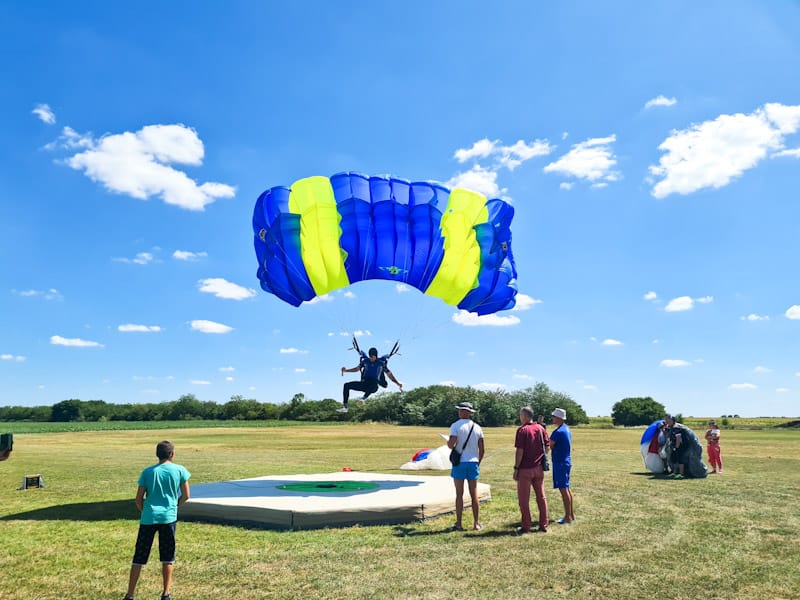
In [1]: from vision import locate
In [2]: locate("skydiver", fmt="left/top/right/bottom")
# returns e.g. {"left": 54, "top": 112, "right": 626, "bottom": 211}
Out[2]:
{"left": 338, "top": 347, "right": 402, "bottom": 413}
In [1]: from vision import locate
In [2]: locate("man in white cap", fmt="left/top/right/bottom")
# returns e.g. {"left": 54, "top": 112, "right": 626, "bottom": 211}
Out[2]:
{"left": 549, "top": 408, "right": 575, "bottom": 524}
{"left": 447, "top": 402, "right": 485, "bottom": 531}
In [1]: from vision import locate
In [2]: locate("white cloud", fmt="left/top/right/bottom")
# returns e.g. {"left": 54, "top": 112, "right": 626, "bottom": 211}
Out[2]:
{"left": 665, "top": 295, "right": 712, "bottom": 312}
{"left": 583, "top": 384, "right": 598, "bottom": 391}
{"left": 454, "top": 138, "right": 553, "bottom": 170}
{"left": 729, "top": 383, "right": 757, "bottom": 390}
{"left": 395, "top": 283, "right": 411, "bottom": 294}
{"left": 225, "top": 376, "right": 234, "bottom": 382}
{"left": 454, "top": 138, "right": 498, "bottom": 162}
{"left": 661, "top": 359, "right": 691, "bottom": 368}
{"left": 173, "top": 250, "right": 207, "bottom": 261}
{"left": 439, "top": 380, "right": 457, "bottom": 386}
{"left": 452, "top": 310, "right": 521, "bottom": 327}
{"left": 753, "top": 365, "right": 772, "bottom": 374}
{"left": 114, "top": 252, "right": 155, "bottom": 265}
{"left": 51, "top": 123, "right": 236, "bottom": 211}
{"left": 1, "top": 354, "right": 26, "bottom": 362}
{"left": 446, "top": 165, "right": 506, "bottom": 200}
{"left": 602, "top": 339, "right": 623, "bottom": 346}
{"left": 218, "top": 366, "right": 235, "bottom": 372}
{"left": 13, "top": 288, "right": 63, "bottom": 301}
{"left": 559, "top": 182, "right": 574, "bottom": 190}
{"left": 785, "top": 305, "right": 800, "bottom": 320}
{"left": 198, "top": 278, "right": 256, "bottom": 300}
{"left": 513, "top": 373, "right": 533, "bottom": 380}
{"left": 649, "top": 103, "right": 800, "bottom": 199}
{"left": 32, "top": 103, "right": 56, "bottom": 124}
{"left": 473, "top": 382, "right": 506, "bottom": 391}
{"left": 294, "top": 368, "right": 307, "bottom": 373}
{"left": 118, "top": 324, "right": 161, "bottom": 333}
{"left": 644, "top": 291, "right": 658, "bottom": 301}
{"left": 776, "top": 388, "right": 789, "bottom": 393}
{"left": 353, "top": 330, "right": 371, "bottom": 337}
{"left": 342, "top": 291, "right": 356, "bottom": 299}
{"left": 191, "top": 380, "right": 211, "bottom": 385}
{"left": 306, "top": 294, "right": 334, "bottom": 304}
{"left": 190, "top": 320, "right": 233, "bottom": 334}
{"left": 543, "top": 135, "right": 619, "bottom": 186}
{"left": 512, "top": 294, "right": 542, "bottom": 311}
{"left": 666, "top": 296, "right": 693, "bottom": 310}
{"left": 280, "top": 347, "right": 309, "bottom": 354}
{"left": 774, "top": 147, "right": 800, "bottom": 158}
{"left": 50, "top": 335, "right": 103, "bottom": 348}
{"left": 741, "top": 313, "right": 769, "bottom": 321}
{"left": 644, "top": 95, "right": 677, "bottom": 109}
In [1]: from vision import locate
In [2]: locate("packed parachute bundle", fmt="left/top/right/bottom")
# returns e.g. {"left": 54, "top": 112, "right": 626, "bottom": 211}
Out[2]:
{"left": 252, "top": 172, "right": 517, "bottom": 314}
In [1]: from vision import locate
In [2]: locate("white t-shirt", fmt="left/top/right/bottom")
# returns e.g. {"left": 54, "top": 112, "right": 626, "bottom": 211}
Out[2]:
{"left": 449, "top": 418, "right": 483, "bottom": 463}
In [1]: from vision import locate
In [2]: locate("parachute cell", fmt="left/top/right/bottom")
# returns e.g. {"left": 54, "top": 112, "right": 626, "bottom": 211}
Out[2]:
{"left": 253, "top": 172, "right": 518, "bottom": 314}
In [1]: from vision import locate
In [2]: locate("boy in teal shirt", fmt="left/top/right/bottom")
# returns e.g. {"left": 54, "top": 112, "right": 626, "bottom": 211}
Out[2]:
{"left": 124, "top": 440, "right": 191, "bottom": 600}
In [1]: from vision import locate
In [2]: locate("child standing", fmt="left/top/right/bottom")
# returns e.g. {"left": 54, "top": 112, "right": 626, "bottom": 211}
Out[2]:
{"left": 705, "top": 420, "right": 723, "bottom": 474}
{"left": 124, "top": 440, "right": 191, "bottom": 600}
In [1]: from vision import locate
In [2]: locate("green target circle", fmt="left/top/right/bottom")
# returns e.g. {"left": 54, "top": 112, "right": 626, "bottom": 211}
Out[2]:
{"left": 277, "top": 481, "right": 380, "bottom": 493}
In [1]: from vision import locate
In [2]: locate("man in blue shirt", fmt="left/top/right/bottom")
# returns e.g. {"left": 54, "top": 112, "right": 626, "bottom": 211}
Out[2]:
{"left": 338, "top": 347, "right": 402, "bottom": 413}
{"left": 549, "top": 408, "right": 575, "bottom": 525}
{"left": 124, "top": 440, "right": 191, "bottom": 600}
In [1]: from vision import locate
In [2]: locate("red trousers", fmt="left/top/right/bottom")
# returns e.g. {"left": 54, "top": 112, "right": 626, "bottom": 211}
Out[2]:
{"left": 707, "top": 443, "right": 723, "bottom": 470}
{"left": 517, "top": 466, "right": 548, "bottom": 531}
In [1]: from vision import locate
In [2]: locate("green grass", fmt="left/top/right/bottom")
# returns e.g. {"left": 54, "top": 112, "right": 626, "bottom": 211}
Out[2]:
{"left": 1, "top": 424, "right": 798, "bottom": 599}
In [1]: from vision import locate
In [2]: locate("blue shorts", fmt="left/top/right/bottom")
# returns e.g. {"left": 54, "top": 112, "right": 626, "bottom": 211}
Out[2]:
{"left": 552, "top": 463, "right": 571, "bottom": 489}
{"left": 451, "top": 461, "right": 480, "bottom": 481}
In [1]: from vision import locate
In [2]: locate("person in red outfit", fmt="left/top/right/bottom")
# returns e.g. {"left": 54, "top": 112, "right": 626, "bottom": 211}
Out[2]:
{"left": 705, "top": 420, "right": 723, "bottom": 474}
{"left": 513, "top": 406, "right": 550, "bottom": 534}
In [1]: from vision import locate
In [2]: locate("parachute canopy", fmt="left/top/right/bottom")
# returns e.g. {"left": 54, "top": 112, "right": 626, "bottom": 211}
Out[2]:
{"left": 252, "top": 172, "right": 517, "bottom": 315}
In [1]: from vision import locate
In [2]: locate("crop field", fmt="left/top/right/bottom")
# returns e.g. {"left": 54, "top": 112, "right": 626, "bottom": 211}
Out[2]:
{"left": 0, "top": 423, "right": 798, "bottom": 599}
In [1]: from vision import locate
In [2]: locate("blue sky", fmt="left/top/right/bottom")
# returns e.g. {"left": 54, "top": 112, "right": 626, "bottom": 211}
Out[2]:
{"left": 1, "top": 1, "right": 799, "bottom": 417}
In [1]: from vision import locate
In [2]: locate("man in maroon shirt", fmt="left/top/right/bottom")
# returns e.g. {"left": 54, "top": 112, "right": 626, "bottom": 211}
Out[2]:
{"left": 513, "top": 406, "right": 550, "bottom": 533}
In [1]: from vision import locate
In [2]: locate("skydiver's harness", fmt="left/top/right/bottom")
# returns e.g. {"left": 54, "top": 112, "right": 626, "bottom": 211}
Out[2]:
{"left": 352, "top": 338, "right": 399, "bottom": 388}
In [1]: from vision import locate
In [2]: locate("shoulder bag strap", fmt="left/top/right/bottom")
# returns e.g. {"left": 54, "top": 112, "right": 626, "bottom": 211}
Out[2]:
{"left": 461, "top": 423, "right": 475, "bottom": 452}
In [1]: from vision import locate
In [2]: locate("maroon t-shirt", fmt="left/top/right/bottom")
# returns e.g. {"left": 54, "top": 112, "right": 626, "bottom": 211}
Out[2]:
{"left": 515, "top": 422, "right": 550, "bottom": 469}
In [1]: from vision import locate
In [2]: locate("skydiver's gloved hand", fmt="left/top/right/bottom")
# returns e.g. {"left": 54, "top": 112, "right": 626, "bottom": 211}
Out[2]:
{"left": 341, "top": 367, "right": 345, "bottom": 376}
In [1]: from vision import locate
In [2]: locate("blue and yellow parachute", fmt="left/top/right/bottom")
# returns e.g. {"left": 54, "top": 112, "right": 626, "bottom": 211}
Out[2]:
{"left": 252, "top": 172, "right": 517, "bottom": 315}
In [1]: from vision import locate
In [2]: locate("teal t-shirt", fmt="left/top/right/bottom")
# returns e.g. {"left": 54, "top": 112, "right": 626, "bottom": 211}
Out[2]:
{"left": 138, "top": 461, "right": 191, "bottom": 525}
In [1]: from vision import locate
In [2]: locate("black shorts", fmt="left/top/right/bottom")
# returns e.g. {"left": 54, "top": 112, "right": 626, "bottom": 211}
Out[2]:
{"left": 132, "top": 522, "right": 177, "bottom": 565}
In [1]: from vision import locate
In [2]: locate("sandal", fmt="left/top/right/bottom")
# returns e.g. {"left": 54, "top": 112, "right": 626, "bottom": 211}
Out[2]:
{"left": 473, "top": 523, "right": 483, "bottom": 531}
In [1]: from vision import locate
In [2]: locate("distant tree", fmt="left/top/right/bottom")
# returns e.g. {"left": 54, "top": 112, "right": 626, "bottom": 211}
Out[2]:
{"left": 507, "top": 383, "right": 589, "bottom": 425}
{"left": 51, "top": 399, "right": 84, "bottom": 422}
{"left": 167, "top": 394, "right": 204, "bottom": 420}
{"left": 611, "top": 397, "right": 666, "bottom": 426}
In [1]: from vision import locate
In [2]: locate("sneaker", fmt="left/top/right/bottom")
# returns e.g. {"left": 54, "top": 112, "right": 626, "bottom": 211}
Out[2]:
{"left": 336, "top": 407, "right": 348, "bottom": 413}
{"left": 710, "top": 470, "right": 717, "bottom": 474}
{"left": 673, "top": 474, "right": 685, "bottom": 480}
{"left": 513, "top": 526, "right": 530, "bottom": 535}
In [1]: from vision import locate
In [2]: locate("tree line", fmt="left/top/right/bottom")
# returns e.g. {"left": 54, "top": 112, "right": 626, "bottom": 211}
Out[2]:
{"left": 0, "top": 382, "right": 588, "bottom": 428}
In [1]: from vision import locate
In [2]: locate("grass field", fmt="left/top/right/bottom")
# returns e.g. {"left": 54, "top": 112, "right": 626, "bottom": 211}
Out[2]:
{"left": 1, "top": 423, "right": 798, "bottom": 599}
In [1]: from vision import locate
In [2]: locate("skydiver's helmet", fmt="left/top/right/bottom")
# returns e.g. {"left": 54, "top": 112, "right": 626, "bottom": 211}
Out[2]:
{"left": 368, "top": 347, "right": 378, "bottom": 358}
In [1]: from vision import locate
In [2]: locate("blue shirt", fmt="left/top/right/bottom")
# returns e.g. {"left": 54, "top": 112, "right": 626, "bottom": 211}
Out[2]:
{"left": 549, "top": 424, "right": 572, "bottom": 466}
{"left": 138, "top": 462, "right": 191, "bottom": 525}
{"left": 360, "top": 353, "right": 388, "bottom": 381}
